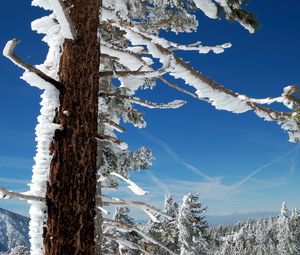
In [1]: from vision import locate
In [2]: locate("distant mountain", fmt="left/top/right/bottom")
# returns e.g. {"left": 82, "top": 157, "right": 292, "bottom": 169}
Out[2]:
{"left": 0, "top": 208, "right": 29, "bottom": 253}
{"left": 206, "top": 210, "right": 278, "bottom": 226}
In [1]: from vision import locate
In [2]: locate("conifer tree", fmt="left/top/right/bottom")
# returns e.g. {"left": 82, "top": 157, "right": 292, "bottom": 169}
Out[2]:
{"left": 277, "top": 202, "right": 293, "bottom": 254}
{"left": 2, "top": 1, "right": 300, "bottom": 254}
{"left": 178, "top": 193, "right": 209, "bottom": 255}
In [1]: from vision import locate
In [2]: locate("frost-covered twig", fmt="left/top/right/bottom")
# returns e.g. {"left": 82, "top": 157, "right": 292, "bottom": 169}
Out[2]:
{"left": 104, "top": 234, "right": 152, "bottom": 255}
{"left": 100, "top": 115, "right": 127, "bottom": 133}
{"left": 100, "top": 91, "right": 186, "bottom": 109}
{"left": 96, "top": 133, "right": 122, "bottom": 145}
{"left": 0, "top": 187, "right": 45, "bottom": 202}
{"left": 3, "top": 39, "right": 64, "bottom": 91}
{"left": 102, "top": 195, "right": 173, "bottom": 220}
{"left": 118, "top": 25, "right": 300, "bottom": 141}
{"left": 99, "top": 65, "right": 168, "bottom": 78}
{"left": 110, "top": 172, "right": 148, "bottom": 196}
{"left": 49, "top": 0, "right": 76, "bottom": 39}
{"left": 103, "top": 219, "right": 178, "bottom": 255}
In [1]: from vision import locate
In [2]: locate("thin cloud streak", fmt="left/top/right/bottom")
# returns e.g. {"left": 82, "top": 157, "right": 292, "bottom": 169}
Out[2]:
{"left": 231, "top": 147, "right": 296, "bottom": 189}
{"left": 0, "top": 155, "right": 33, "bottom": 169}
{"left": 141, "top": 131, "right": 296, "bottom": 202}
{"left": 141, "top": 131, "right": 213, "bottom": 181}
{"left": 0, "top": 177, "right": 30, "bottom": 185}
{"left": 146, "top": 171, "right": 170, "bottom": 195}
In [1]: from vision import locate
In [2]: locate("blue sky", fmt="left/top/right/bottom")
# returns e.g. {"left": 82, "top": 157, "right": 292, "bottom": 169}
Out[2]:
{"left": 0, "top": 1, "right": 299, "bottom": 220}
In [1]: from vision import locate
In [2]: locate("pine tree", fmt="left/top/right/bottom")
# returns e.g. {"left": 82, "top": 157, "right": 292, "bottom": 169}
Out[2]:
{"left": 2, "top": 0, "right": 300, "bottom": 254}
{"left": 178, "top": 193, "right": 209, "bottom": 255}
{"left": 277, "top": 202, "right": 293, "bottom": 255}
{"left": 289, "top": 208, "right": 300, "bottom": 255}
{"left": 9, "top": 246, "right": 29, "bottom": 255}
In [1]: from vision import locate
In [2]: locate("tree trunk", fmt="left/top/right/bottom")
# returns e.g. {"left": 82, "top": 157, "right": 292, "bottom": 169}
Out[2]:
{"left": 44, "top": 0, "right": 101, "bottom": 254}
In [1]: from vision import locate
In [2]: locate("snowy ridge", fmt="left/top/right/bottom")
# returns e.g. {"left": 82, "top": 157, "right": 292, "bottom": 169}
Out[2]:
{"left": 0, "top": 208, "right": 29, "bottom": 253}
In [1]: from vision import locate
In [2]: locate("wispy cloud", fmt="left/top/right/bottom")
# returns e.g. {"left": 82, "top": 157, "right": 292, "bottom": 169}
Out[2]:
{"left": 145, "top": 171, "right": 170, "bottom": 194}
{"left": 141, "top": 131, "right": 297, "bottom": 203}
{"left": 0, "top": 177, "right": 30, "bottom": 185}
{"left": 141, "top": 131, "right": 213, "bottom": 181}
{"left": 232, "top": 147, "right": 296, "bottom": 189}
{"left": 289, "top": 144, "right": 299, "bottom": 175}
{"left": 0, "top": 155, "right": 33, "bottom": 169}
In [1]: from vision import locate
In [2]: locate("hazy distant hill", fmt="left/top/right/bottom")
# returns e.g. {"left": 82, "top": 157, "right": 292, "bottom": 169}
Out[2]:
{"left": 0, "top": 208, "right": 29, "bottom": 253}
{"left": 207, "top": 210, "right": 278, "bottom": 226}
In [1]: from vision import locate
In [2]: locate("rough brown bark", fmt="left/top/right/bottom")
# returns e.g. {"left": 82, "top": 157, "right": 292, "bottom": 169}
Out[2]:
{"left": 44, "top": 0, "right": 101, "bottom": 254}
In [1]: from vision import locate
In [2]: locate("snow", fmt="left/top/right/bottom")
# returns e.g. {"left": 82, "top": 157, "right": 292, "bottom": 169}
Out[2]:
{"left": 193, "top": 0, "right": 218, "bottom": 19}
{"left": 0, "top": 190, "right": 10, "bottom": 199}
{"left": 98, "top": 206, "right": 110, "bottom": 215}
{"left": 2, "top": 40, "right": 24, "bottom": 70}
{"left": 31, "top": 0, "right": 52, "bottom": 10}
{"left": 142, "top": 209, "right": 160, "bottom": 223}
{"left": 110, "top": 172, "right": 148, "bottom": 196}
{"left": 49, "top": 0, "right": 76, "bottom": 40}
{"left": 22, "top": 3, "right": 65, "bottom": 253}
{"left": 0, "top": 208, "right": 30, "bottom": 252}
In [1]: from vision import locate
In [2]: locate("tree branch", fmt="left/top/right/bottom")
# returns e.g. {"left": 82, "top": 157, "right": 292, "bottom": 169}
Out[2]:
{"left": 50, "top": 0, "right": 77, "bottom": 40}
{"left": 99, "top": 68, "right": 166, "bottom": 78}
{"left": 104, "top": 234, "right": 152, "bottom": 255}
{"left": 121, "top": 26, "right": 295, "bottom": 121}
{"left": 0, "top": 187, "right": 45, "bottom": 202}
{"left": 101, "top": 195, "right": 174, "bottom": 220}
{"left": 103, "top": 218, "right": 178, "bottom": 255}
{"left": 96, "top": 133, "right": 122, "bottom": 145}
{"left": 100, "top": 116, "right": 127, "bottom": 133}
{"left": 100, "top": 91, "right": 186, "bottom": 109}
{"left": 3, "top": 39, "right": 64, "bottom": 91}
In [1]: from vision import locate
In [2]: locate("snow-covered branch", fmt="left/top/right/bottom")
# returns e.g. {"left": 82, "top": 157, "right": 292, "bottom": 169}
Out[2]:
{"left": 103, "top": 218, "right": 178, "bottom": 255}
{"left": 99, "top": 64, "right": 169, "bottom": 78}
{"left": 49, "top": 0, "right": 76, "bottom": 39}
{"left": 114, "top": 24, "right": 299, "bottom": 141}
{"left": 100, "top": 91, "right": 186, "bottom": 109}
{"left": 3, "top": 39, "right": 64, "bottom": 91}
{"left": 0, "top": 187, "right": 45, "bottom": 202}
{"left": 102, "top": 195, "right": 174, "bottom": 221}
{"left": 110, "top": 172, "right": 148, "bottom": 196}
{"left": 100, "top": 114, "right": 127, "bottom": 133}
{"left": 104, "top": 234, "right": 152, "bottom": 255}
{"left": 96, "top": 133, "right": 123, "bottom": 145}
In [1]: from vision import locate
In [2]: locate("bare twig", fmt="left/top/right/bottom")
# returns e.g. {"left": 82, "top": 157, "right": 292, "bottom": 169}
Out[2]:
{"left": 103, "top": 219, "right": 178, "bottom": 255}
{"left": 3, "top": 39, "right": 64, "bottom": 91}
{"left": 0, "top": 187, "right": 45, "bottom": 202}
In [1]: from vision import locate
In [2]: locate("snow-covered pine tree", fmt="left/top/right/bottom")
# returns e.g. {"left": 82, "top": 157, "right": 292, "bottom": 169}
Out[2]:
{"left": 289, "top": 208, "right": 300, "bottom": 254}
{"left": 178, "top": 193, "right": 209, "bottom": 255}
{"left": 102, "top": 206, "right": 141, "bottom": 255}
{"left": 277, "top": 202, "right": 293, "bottom": 254}
{"left": 143, "top": 194, "right": 180, "bottom": 254}
{"left": 9, "top": 246, "right": 30, "bottom": 255}
{"left": 2, "top": 0, "right": 300, "bottom": 254}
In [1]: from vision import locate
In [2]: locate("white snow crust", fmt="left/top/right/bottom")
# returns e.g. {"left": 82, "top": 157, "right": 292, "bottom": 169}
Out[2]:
{"left": 22, "top": 4, "right": 65, "bottom": 253}
{"left": 49, "top": 0, "right": 76, "bottom": 39}
{"left": 193, "top": 0, "right": 218, "bottom": 19}
{"left": 110, "top": 172, "right": 149, "bottom": 196}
